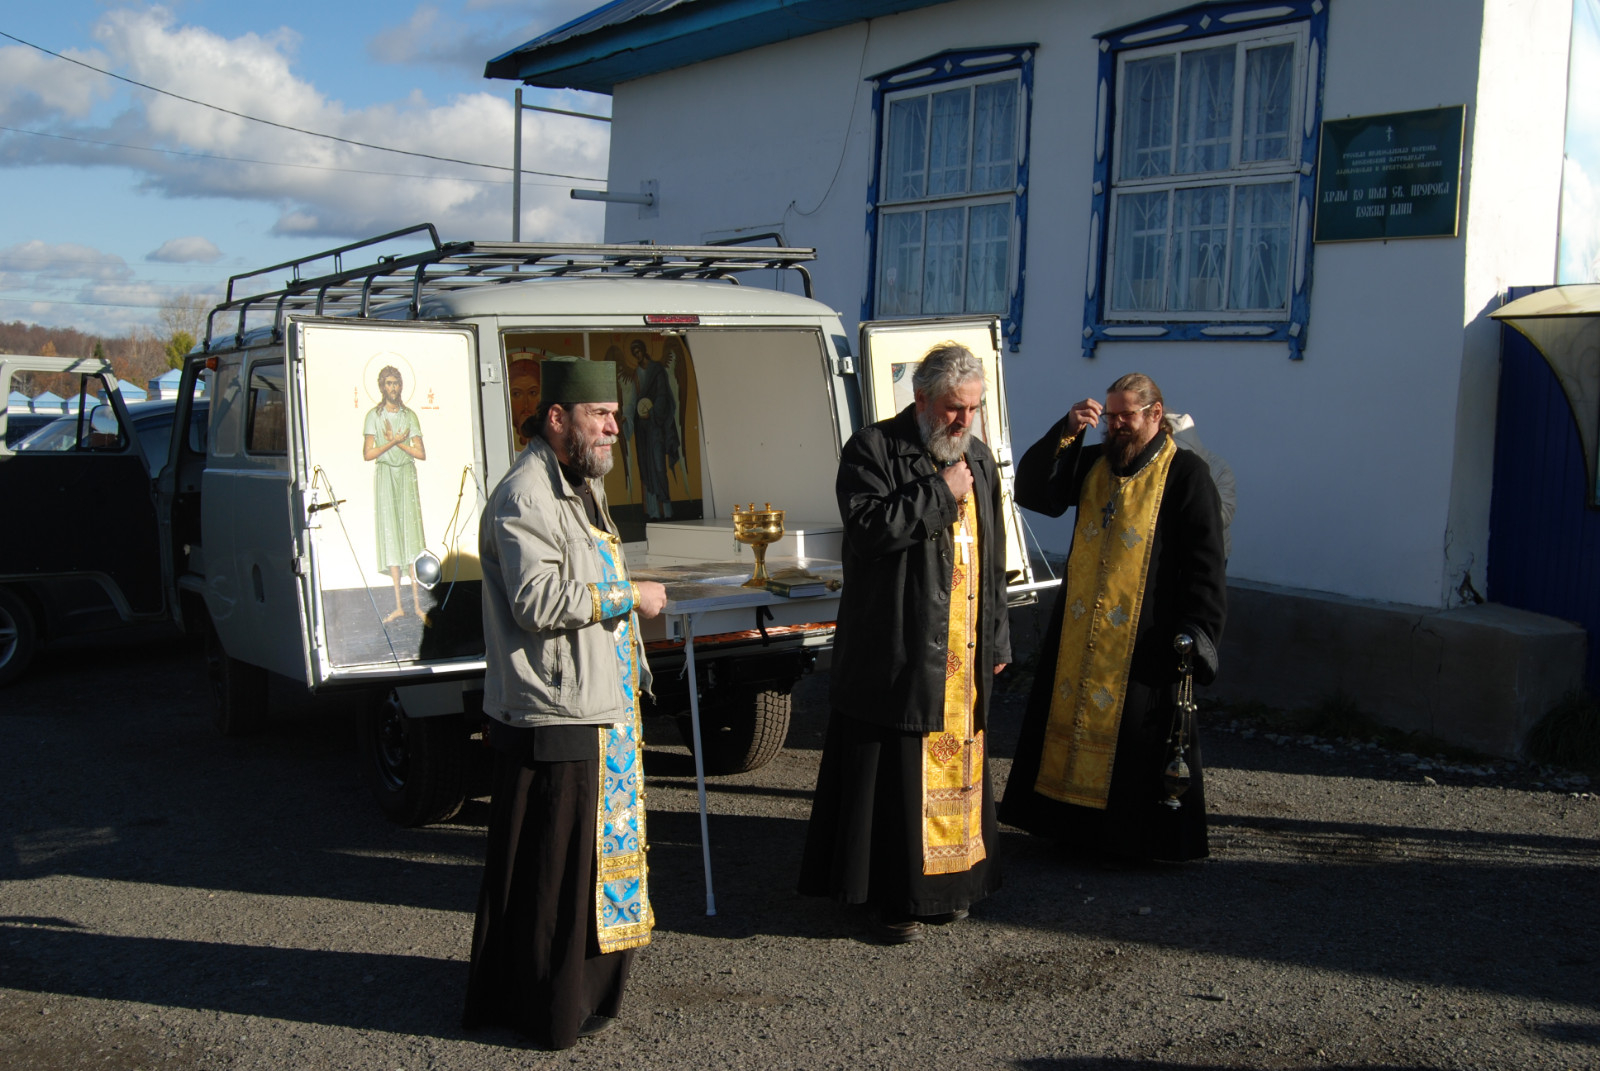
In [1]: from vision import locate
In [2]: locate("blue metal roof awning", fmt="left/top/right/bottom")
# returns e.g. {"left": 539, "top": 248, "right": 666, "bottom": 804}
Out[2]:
{"left": 484, "top": 0, "right": 954, "bottom": 93}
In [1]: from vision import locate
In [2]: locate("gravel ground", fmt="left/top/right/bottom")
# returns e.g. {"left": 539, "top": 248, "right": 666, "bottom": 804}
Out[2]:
{"left": 2, "top": 626, "right": 1597, "bottom": 1071}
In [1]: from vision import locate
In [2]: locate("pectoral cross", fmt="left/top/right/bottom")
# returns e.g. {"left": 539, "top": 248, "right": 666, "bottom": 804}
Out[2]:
{"left": 1102, "top": 477, "right": 1124, "bottom": 529}
{"left": 954, "top": 499, "right": 974, "bottom": 565}
{"left": 955, "top": 527, "right": 975, "bottom": 565}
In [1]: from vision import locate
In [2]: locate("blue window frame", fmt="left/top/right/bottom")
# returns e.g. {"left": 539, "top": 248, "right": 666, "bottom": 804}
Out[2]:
{"left": 1084, "top": 1, "right": 1328, "bottom": 359}
{"left": 865, "top": 46, "right": 1036, "bottom": 351}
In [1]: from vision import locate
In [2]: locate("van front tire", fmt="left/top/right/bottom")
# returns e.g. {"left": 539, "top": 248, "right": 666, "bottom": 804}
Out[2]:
{"left": 0, "top": 587, "right": 39, "bottom": 687}
{"left": 360, "top": 690, "right": 467, "bottom": 827}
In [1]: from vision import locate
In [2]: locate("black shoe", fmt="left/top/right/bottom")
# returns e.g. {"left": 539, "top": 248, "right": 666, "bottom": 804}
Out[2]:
{"left": 920, "top": 908, "right": 969, "bottom": 925}
{"left": 577, "top": 1015, "right": 617, "bottom": 1038}
{"left": 871, "top": 914, "right": 926, "bottom": 944}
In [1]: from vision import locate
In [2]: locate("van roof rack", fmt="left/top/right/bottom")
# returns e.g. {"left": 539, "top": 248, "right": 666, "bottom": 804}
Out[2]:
{"left": 204, "top": 223, "right": 817, "bottom": 350}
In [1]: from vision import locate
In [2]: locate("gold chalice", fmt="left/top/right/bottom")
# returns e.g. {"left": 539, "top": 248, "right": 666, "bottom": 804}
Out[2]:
{"left": 732, "top": 502, "right": 784, "bottom": 588}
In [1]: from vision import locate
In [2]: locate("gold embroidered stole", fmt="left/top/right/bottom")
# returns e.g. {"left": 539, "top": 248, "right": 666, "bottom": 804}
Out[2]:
{"left": 922, "top": 493, "right": 987, "bottom": 875}
{"left": 1034, "top": 436, "right": 1176, "bottom": 809}
{"left": 590, "top": 525, "right": 654, "bottom": 953}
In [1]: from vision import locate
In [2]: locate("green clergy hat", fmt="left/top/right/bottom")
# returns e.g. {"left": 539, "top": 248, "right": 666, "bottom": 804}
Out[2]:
{"left": 540, "top": 357, "right": 617, "bottom": 405}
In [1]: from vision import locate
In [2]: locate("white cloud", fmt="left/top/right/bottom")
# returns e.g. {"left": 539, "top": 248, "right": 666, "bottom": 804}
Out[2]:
{"left": 1560, "top": 157, "right": 1600, "bottom": 284}
{"left": 0, "top": 239, "right": 217, "bottom": 335}
{"left": 0, "top": 240, "right": 133, "bottom": 284}
{"left": 373, "top": 1, "right": 604, "bottom": 75}
{"left": 147, "top": 236, "right": 222, "bottom": 263}
{"left": 0, "top": 43, "right": 114, "bottom": 122}
{"left": 0, "top": 7, "right": 610, "bottom": 244}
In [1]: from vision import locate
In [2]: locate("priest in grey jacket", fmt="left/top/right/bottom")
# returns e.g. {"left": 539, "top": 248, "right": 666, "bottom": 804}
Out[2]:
{"left": 464, "top": 357, "right": 667, "bottom": 1050}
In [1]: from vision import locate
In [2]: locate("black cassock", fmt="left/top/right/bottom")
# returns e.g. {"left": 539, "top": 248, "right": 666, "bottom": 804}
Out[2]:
{"left": 999, "top": 422, "right": 1227, "bottom": 861}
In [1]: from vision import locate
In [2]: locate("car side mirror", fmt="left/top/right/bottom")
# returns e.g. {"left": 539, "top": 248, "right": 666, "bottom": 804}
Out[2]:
{"left": 88, "top": 404, "right": 119, "bottom": 436}
{"left": 87, "top": 404, "right": 122, "bottom": 447}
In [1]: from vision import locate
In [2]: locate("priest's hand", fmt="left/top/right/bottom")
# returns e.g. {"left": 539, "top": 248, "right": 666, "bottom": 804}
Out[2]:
{"left": 940, "top": 458, "right": 974, "bottom": 500}
{"left": 1066, "top": 398, "right": 1103, "bottom": 434}
{"left": 994, "top": 663, "right": 1007, "bottom": 675}
{"left": 635, "top": 581, "right": 667, "bottom": 619}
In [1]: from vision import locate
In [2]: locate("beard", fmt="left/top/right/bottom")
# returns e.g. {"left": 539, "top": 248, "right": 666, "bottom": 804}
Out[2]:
{"left": 563, "top": 423, "right": 616, "bottom": 479}
{"left": 918, "top": 407, "right": 973, "bottom": 464}
{"left": 1105, "top": 425, "right": 1155, "bottom": 471}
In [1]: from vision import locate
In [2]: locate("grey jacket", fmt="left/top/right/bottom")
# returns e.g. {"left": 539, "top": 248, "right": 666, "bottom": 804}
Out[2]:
{"left": 480, "top": 435, "right": 652, "bottom": 727}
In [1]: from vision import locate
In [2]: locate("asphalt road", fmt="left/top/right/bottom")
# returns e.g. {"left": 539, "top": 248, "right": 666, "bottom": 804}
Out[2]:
{"left": 2, "top": 628, "right": 1597, "bottom": 1071}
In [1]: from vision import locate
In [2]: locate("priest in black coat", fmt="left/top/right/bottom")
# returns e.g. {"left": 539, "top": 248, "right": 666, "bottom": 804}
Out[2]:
{"left": 799, "top": 343, "right": 1012, "bottom": 943}
{"left": 1000, "top": 373, "right": 1226, "bottom": 862}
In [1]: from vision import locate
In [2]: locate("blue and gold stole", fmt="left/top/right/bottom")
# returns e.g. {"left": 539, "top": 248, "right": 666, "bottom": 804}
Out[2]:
{"left": 589, "top": 527, "right": 654, "bottom": 953}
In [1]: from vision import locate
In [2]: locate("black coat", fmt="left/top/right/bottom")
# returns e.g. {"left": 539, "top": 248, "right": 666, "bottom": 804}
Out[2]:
{"left": 828, "top": 405, "right": 1013, "bottom": 733}
{"left": 998, "top": 418, "right": 1227, "bottom": 861}
{"left": 1013, "top": 419, "right": 1226, "bottom": 686}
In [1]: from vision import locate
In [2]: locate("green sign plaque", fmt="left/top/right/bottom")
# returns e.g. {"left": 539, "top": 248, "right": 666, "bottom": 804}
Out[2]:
{"left": 1313, "top": 105, "right": 1465, "bottom": 242}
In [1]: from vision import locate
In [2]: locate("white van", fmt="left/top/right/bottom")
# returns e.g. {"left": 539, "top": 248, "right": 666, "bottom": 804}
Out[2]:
{"left": 156, "top": 224, "right": 1041, "bottom": 825}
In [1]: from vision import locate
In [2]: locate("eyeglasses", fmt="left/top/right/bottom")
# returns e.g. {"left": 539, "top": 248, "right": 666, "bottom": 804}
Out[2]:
{"left": 1103, "top": 402, "right": 1153, "bottom": 425}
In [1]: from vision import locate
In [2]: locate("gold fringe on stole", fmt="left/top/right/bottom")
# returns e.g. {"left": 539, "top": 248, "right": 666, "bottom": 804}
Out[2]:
{"left": 1033, "top": 437, "right": 1176, "bottom": 809}
{"left": 922, "top": 493, "right": 987, "bottom": 875}
{"left": 590, "top": 526, "right": 654, "bottom": 953}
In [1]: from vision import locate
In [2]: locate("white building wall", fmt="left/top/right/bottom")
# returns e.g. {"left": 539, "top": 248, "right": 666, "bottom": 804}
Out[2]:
{"left": 600, "top": 0, "right": 1570, "bottom": 608}
{"left": 1445, "top": 0, "right": 1571, "bottom": 603}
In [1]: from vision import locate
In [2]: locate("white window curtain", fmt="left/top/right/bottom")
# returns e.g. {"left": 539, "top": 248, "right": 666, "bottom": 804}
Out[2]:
{"left": 1106, "top": 26, "right": 1303, "bottom": 320}
{"left": 1112, "top": 191, "right": 1169, "bottom": 312}
{"left": 1120, "top": 55, "right": 1175, "bottom": 179}
{"left": 1230, "top": 181, "right": 1293, "bottom": 310}
{"left": 1170, "top": 186, "right": 1231, "bottom": 312}
{"left": 876, "top": 73, "right": 1021, "bottom": 319}
{"left": 1177, "top": 45, "right": 1235, "bottom": 174}
{"left": 1241, "top": 43, "right": 1294, "bottom": 163}
{"left": 886, "top": 97, "right": 928, "bottom": 200}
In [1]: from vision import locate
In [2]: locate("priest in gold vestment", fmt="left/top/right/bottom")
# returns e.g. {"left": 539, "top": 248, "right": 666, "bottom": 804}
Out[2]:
{"left": 999, "top": 373, "right": 1226, "bottom": 862}
{"left": 799, "top": 344, "right": 1012, "bottom": 943}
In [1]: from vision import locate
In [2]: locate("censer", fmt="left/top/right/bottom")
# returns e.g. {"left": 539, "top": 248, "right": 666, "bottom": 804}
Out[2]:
{"left": 732, "top": 503, "right": 784, "bottom": 588}
{"left": 1161, "top": 633, "right": 1198, "bottom": 808}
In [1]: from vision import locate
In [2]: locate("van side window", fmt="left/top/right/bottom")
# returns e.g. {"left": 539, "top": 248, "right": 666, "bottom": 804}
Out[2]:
{"left": 210, "top": 361, "right": 242, "bottom": 458}
{"left": 245, "top": 362, "right": 287, "bottom": 455}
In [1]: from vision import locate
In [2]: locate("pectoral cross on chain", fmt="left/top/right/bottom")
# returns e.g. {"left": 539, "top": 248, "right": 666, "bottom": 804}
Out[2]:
{"left": 1102, "top": 477, "right": 1124, "bottom": 529}
{"left": 955, "top": 527, "right": 975, "bottom": 565}
{"left": 954, "top": 501, "right": 975, "bottom": 565}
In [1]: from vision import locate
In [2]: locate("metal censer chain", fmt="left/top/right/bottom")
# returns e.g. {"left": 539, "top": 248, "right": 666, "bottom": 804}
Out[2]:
{"left": 1162, "top": 634, "right": 1197, "bottom": 809}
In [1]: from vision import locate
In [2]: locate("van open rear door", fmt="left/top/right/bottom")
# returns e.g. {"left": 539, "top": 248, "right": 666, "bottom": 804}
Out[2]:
{"left": 284, "top": 319, "right": 488, "bottom": 688}
{"left": 857, "top": 317, "right": 1041, "bottom": 599}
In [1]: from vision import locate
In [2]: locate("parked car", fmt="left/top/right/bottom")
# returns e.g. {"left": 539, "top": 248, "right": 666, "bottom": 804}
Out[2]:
{"left": 3, "top": 410, "right": 59, "bottom": 446}
{"left": 0, "top": 359, "right": 207, "bottom": 685}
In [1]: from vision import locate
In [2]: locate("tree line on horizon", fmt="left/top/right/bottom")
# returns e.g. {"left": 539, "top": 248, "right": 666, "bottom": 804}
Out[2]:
{"left": 3, "top": 295, "right": 211, "bottom": 403}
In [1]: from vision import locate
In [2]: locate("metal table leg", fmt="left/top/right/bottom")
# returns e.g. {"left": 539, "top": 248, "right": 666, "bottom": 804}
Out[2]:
{"left": 679, "top": 612, "right": 716, "bottom": 916}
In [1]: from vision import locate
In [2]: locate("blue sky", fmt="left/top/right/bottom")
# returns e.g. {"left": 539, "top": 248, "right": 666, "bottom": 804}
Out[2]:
{"left": 0, "top": 1, "right": 612, "bottom": 335}
{"left": 1560, "top": 0, "right": 1600, "bottom": 283}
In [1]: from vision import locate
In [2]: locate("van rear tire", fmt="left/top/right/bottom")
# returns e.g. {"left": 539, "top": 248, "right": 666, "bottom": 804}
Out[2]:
{"left": 360, "top": 690, "right": 467, "bottom": 827}
{"left": 677, "top": 685, "right": 792, "bottom": 775}
{"left": 204, "top": 618, "right": 268, "bottom": 736}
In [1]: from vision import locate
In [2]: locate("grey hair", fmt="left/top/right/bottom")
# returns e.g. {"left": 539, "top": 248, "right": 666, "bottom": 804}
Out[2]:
{"left": 912, "top": 342, "right": 985, "bottom": 401}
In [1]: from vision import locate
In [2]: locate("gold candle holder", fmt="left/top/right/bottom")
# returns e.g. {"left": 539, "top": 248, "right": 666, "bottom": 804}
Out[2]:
{"left": 732, "top": 502, "right": 785, "bottom": 588}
